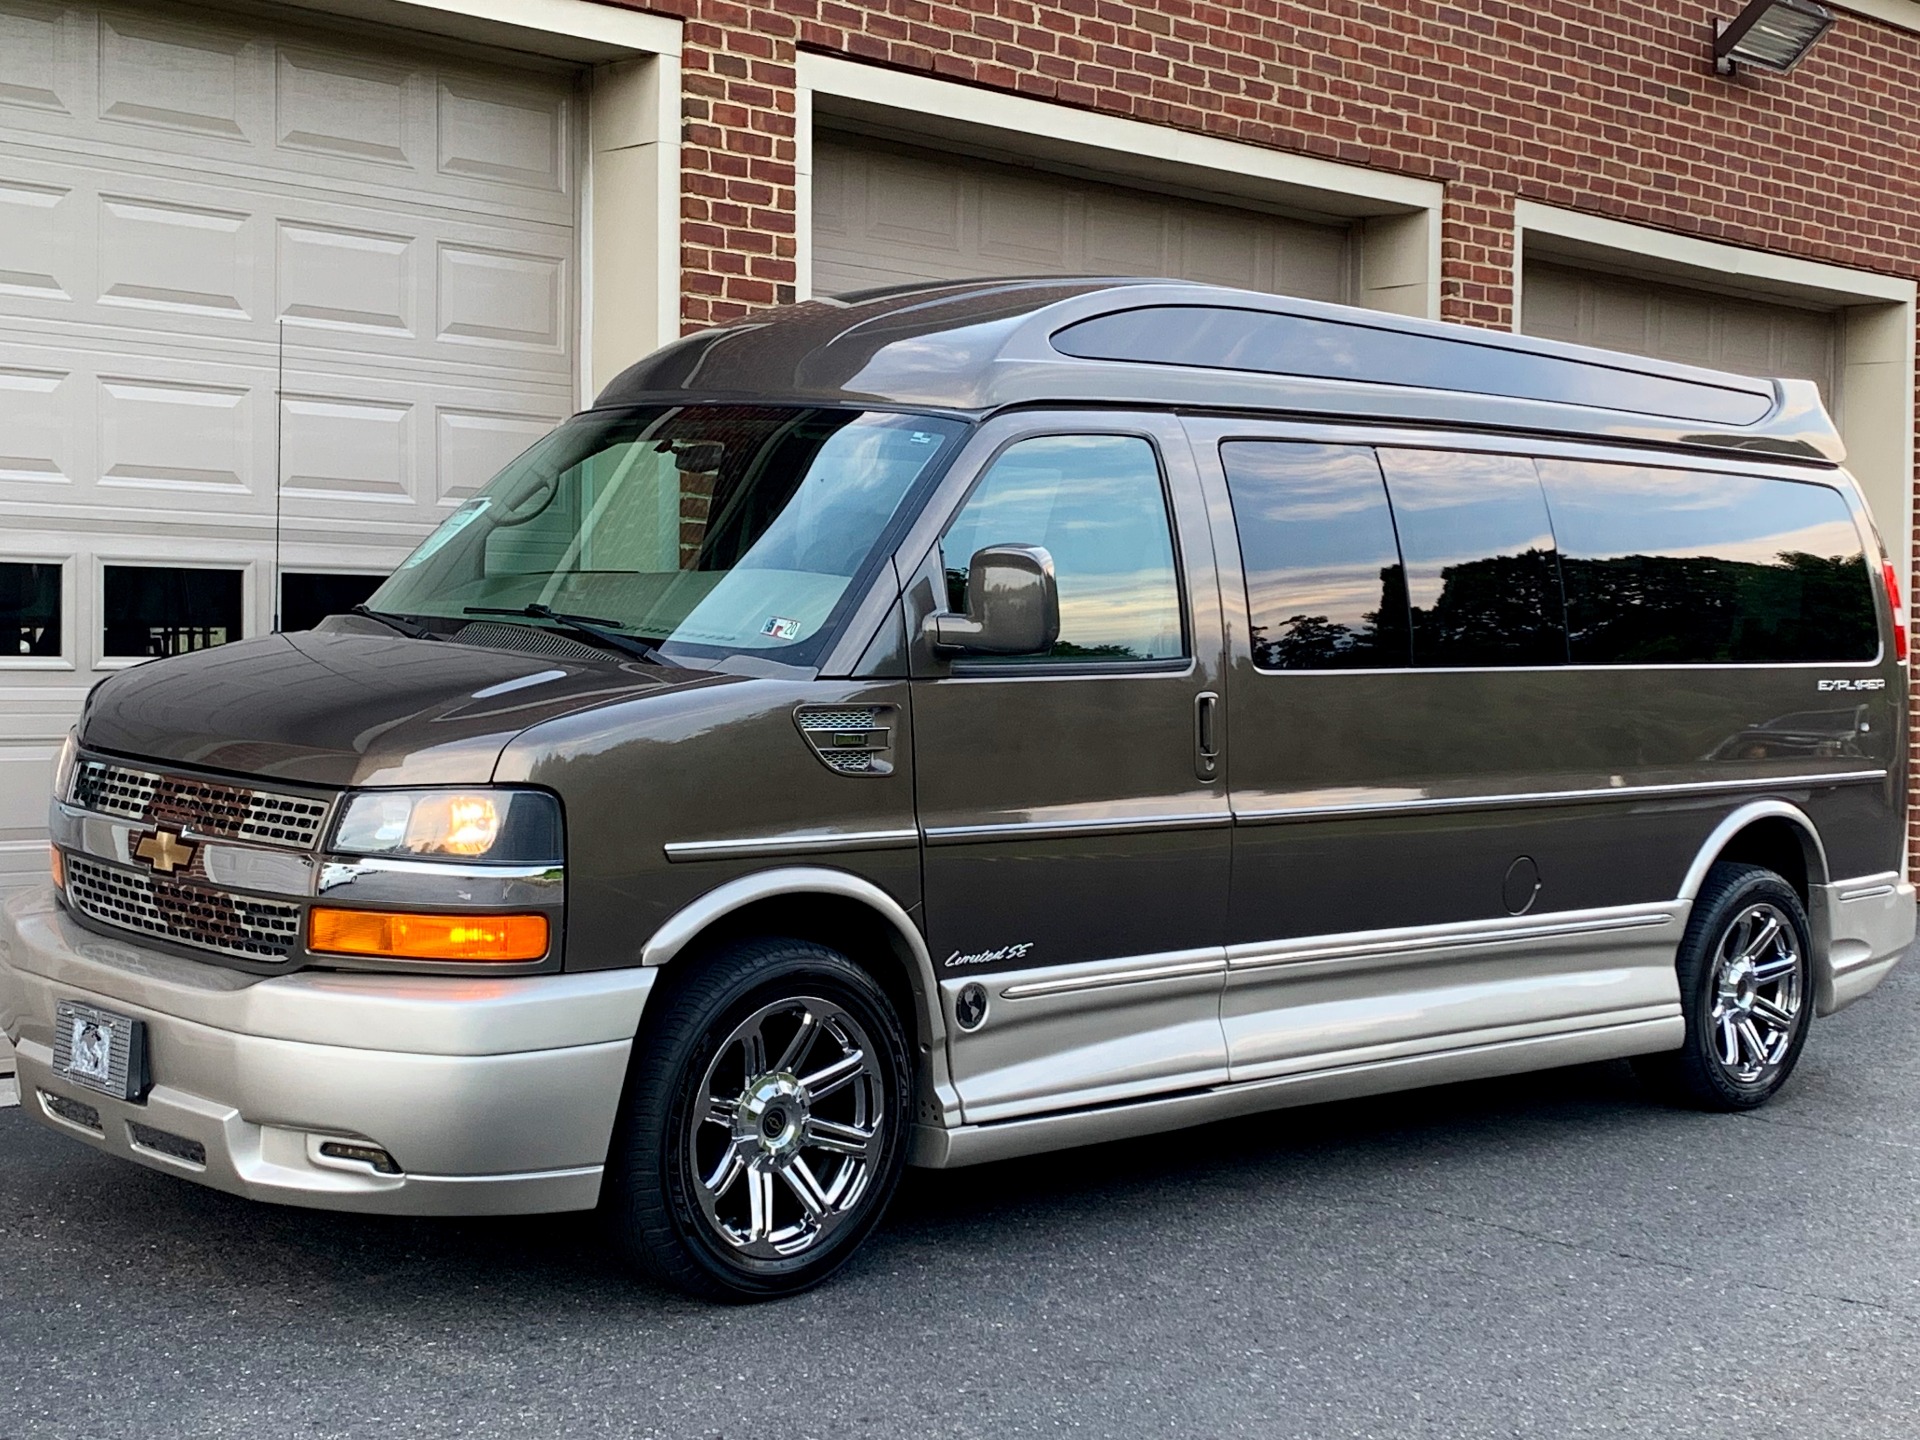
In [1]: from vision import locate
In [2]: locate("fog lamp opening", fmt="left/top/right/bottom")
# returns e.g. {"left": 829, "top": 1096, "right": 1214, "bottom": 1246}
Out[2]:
{"left": 308, "top": 907, "right": 549, "bottom": 963}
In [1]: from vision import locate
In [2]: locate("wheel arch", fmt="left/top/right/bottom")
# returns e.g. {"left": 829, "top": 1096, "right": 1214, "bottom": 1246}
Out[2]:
{"left": 1677, "top": 800, "right": 1830, "bottom": 907}
{"left": 640, "top": 868, "right": 957, "bottom": 1125}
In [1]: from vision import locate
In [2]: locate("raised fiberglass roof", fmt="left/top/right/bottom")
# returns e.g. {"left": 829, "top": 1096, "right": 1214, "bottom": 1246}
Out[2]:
{"left": 593, "top": 278, "right": 1843, "bottom": 464}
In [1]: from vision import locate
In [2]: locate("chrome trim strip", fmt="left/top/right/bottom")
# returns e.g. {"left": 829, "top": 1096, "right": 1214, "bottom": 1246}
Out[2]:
{"left": 999, "top": 953, "right": 1225, "bottom": 1000}
{"left": 1235, "top": 770, "right": 1888, "bottom": 825}
{"left": 923, "top": 811, "right": 1229, "bottom": 845}
{"left": 662, "top": 828, "right": 920, "bottom": 862}
{"left": 1227, "top": 907, "right": 1676, "bottom": 974}
{"left": 1838, "top": 880, "right": 1900, "bottom": 903}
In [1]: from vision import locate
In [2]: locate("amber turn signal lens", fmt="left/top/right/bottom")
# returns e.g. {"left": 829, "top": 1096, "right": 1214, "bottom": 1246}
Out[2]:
{"left": 308, "top": 908, "right": 548, "bottom": 963}
{"left": 49, "top": 845, "right": 64, "bottom": 890}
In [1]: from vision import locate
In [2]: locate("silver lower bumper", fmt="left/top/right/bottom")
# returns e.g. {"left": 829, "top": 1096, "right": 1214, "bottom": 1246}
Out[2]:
{"left": 1816, "top": 874, "right": 1916, "bottom": 1015}
{"left": 0, "top": 889, "right": 654, "bottom": 1215}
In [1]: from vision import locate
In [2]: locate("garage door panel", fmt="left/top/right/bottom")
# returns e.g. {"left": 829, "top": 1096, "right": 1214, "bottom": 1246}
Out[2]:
{"left": 278, "top": 219, "right": 414, "bottom": 335}
{"left": 1083, "top": 198, "right": 1170, "bottom": 274}
{"left": 0, "top": 144, "right": 574, "bottom": 376}
{"left": 814, "top": 134, "right": 1353, "bottom": 304}
{"left": 432, "top": 404, "right": 563, "bottom": 504}
{"left": 0, "top": 362, "right": 73, "bottom": 485}
{"left": 280, "top": 391, "right": 415, "bottom": 505}
{"left": 1178, "top": 211, "right": 1264, "bottom": 289}
{"left": 1, "top": 0, "right": 584, "bottom": 894}
{"left": 0, "top": 1, "right": 70, "bottom": 114}
{"left": 0, "top": 0, "right": 575, "bottom": 226}
{"left": 1523, "top": 261, "right": 1838, "bottom": 405}
{"left": 275, "top": 45, "right": 416, "bottom": 168}
{"left": 98, "top": 9, "right": 256, "bottom": 143}
{"left": 435, "top": 240, "right": 569, "bottom": 355}
{"left": 435, "top": 76, "right": 570, "bottom": 195}
{"left": 0, "top": 176, "right": 71, "bottom": 299}
{"left": 975, "top": 170, "right": 1071, "bottom": 269}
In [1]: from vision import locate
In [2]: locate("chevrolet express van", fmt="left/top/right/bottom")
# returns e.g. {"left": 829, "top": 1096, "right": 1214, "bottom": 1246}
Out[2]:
{"left": 3, "top": 279, "right": 1912, "bottom": 1300}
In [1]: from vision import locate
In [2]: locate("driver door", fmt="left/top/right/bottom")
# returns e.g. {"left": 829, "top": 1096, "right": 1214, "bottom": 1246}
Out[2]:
{"left": 898, "top": 412, "right": 1231, "bottom": 1124}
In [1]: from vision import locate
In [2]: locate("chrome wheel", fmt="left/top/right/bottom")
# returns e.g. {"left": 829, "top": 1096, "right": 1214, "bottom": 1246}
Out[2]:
{"left": 688, "top": 995, "right": 886, "bottom": 1261}
{"left": 1708, "top": 901, "right": 1805, "bottom": 1086}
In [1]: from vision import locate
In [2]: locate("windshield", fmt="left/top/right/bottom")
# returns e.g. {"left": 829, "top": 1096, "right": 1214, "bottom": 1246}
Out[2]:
{"left": 370, "top": 406, "right": 965, "bottom": 667}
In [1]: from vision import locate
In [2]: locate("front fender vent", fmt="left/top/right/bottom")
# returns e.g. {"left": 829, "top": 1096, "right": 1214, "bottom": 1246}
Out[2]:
{"left": 794, "top": 704, "right": 896, "bottom": 777}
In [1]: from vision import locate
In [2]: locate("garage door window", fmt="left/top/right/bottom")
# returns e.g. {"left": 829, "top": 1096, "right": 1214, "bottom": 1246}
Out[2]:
{"left": 281, "top": 573, "right": 384, "bottom": 635}
{"left": 104, "top": 566, "right": 243, "bottom": 660}
{"left": 1, "top": 562, "right": 61, "bottom": 659}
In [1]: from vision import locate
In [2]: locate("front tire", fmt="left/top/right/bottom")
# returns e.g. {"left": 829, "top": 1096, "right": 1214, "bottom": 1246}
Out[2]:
{"left": 605, "top": 938, "right": 914, "bottom": 1301}
{"left": 1634, "top": 861, "right": 1813, "bottom": 1111}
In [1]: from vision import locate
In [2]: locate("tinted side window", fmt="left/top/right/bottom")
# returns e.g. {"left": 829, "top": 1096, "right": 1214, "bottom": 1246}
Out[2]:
{"left": 1221, "top": 441, "right": 1410, "bottom": 670}
{"left": 1538, "top": 460, "right": 1878, "bottom": 664}
{"left": 940, "top": 434, "right": 1184, "bottom": 663}
{"left": 1377, "top": 450, "right": 1566, "bottom": 667}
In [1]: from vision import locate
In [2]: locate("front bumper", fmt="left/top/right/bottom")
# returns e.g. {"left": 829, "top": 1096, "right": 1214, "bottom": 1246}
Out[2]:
{"left": 0, "top": 888, "right": 653, "bottom": 1215}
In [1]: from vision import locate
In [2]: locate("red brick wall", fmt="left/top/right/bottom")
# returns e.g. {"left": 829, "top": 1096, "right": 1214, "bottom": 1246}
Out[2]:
{"left": 609, "top": 0, "right": 1920, "bottom": 863}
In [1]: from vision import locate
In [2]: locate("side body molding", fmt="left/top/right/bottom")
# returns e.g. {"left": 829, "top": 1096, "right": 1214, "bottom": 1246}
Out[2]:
{"left": 638, "top": 867, "right": 957, "bottom": 1123}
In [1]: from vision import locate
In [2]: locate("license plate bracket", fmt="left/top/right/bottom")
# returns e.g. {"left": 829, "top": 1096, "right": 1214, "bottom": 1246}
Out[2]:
{"left": 52, "top": 1001, "right": 149, "bottom": 1102}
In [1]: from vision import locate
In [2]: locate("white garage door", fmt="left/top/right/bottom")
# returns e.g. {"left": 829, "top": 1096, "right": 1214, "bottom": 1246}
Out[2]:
{"left": 812, "top": 134, "right": 1353, "bottom": 303}
{"left": 0, "top": 0, "right": 582, "bottom": 893}
{"left": 1522, "top": 261, "right": 1839, "bottom": 404}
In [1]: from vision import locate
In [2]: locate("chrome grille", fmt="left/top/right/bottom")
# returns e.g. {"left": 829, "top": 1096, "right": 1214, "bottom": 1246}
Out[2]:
{"left": 794, "top": 704, "right": 894, "bottom": 778}
{"left": 69, "top": 760, "right": 330, "bottom": 850}
{"left": 800, "top": 709, "right": 881, "bottom": 732}
{"left": 65, "top": 854, "right": 302, "bottom": 962}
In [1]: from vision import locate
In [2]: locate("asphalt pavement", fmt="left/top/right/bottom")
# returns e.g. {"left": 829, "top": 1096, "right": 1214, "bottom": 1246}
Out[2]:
{"left": 4, "top": 951, "right": 1920, "bottom": 1440}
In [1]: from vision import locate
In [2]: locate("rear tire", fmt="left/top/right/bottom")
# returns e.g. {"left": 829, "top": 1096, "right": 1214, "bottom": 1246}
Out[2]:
{"left": 604, "top": 938, "right": 914, "bottom": 1301}
{"left": 1633, "top": 861, "right": 1813, "bottom": 1111}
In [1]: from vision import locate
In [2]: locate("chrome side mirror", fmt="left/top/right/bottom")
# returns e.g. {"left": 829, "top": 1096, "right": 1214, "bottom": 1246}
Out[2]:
{"left": 926, "top": 544, "right": 1060, "bottom": 656}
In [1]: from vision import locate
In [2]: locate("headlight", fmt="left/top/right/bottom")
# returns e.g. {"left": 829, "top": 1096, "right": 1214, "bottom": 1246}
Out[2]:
{"left": 51, "top": 730, "right": 77, "bottom": 804}
{"left": 330, "top": 788, "right": 561, "bottom": 865}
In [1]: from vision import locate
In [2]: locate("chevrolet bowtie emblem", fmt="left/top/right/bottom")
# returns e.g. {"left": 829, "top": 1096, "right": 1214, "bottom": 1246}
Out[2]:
{"left": 134, "top": 829, "right": 196, "bottom": 875}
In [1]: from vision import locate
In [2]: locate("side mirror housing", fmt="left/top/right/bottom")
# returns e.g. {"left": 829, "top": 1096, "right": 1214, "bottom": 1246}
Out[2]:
{"left": 926, "top": 544, "right": 1061, "bottom": 656}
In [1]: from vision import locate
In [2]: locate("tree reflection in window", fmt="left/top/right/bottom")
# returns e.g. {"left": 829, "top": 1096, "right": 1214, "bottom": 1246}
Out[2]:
{"left": 1223, "top": 442, "right": 1411, "bottom": 670}
{"left": 1377, "top": 449, "right": 1567, "bottom": 668}
{"left": 1539, "top": 460, "right": 1878, "bottom": 664}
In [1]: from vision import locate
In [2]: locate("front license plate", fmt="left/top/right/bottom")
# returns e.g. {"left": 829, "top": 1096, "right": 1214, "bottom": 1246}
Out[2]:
{"left": 52, "top": 1001, "right": 148, "bottom": 1101}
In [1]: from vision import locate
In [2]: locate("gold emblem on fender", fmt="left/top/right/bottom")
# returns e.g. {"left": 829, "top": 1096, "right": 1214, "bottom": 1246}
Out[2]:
{"left": 134, "top": 829, "right": 196, "bottom": 875}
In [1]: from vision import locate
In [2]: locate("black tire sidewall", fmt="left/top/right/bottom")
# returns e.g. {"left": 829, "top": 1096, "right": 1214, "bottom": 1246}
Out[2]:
{"left": 1676, "top": 865, "right": 1814, "bottom": 1109}
{"left": 614, "top": 941, "right": 913, "bottom": 1300}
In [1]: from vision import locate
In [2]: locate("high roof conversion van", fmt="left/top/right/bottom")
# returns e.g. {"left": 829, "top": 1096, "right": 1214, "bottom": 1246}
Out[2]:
{"left": 2, "top": 279, "right": 1911, "bottom": 1299}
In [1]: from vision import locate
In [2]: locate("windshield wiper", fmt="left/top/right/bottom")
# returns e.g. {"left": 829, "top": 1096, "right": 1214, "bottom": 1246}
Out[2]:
{"left": 350, "top": 604, "right": 440, "bottom": 640}
{"left": 463, "top": 604, "right": 666, "bottom": 665}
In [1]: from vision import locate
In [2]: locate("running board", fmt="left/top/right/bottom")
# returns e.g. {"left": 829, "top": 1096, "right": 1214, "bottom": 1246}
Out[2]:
{"left": 908, "top": 1013, "right": 1683, "bottom": 1169}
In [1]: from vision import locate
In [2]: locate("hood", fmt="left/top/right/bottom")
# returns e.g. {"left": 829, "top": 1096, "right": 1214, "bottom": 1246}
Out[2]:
{"left": 79, "top": 626, "right": 722, "bottom": 788}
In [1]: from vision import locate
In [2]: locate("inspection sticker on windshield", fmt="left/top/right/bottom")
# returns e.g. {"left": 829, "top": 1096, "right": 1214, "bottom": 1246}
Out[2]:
{"left": 761, "top": 615, "right": 801, "bottom": 641}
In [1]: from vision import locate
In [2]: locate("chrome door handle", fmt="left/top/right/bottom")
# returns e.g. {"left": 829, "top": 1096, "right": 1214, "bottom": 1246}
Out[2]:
{"left": 1194, "top": 691, "right": 1219, "bottom": 780}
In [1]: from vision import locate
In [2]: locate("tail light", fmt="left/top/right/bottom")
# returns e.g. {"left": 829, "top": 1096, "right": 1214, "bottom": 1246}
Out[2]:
{"left": 1883, "top": 560, "right": 1908, "bottom": 662}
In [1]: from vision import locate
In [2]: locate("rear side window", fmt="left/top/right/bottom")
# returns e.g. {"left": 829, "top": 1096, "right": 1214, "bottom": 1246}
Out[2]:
{"left": 1538, "top": 460, "right": 1878, "bottom": 664}
{"left": 1376, "top": 450, "right": 1566, "bottom": 667}
{"left": 940, "top": 434, "right": 1185, "bottom": 664}
{"left": 1221, "top": 442, "right": 1410, "bottom": 669}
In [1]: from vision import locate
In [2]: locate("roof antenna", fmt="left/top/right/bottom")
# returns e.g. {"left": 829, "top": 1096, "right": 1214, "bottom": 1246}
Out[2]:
{"left": 272, "top": 316, "right": 284, "bottom": 633}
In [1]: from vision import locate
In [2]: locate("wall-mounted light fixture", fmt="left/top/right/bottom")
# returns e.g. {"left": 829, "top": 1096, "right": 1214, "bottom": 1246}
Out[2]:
{"left": 1713, "top": 0, "right": 1836, "bottom": 75}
